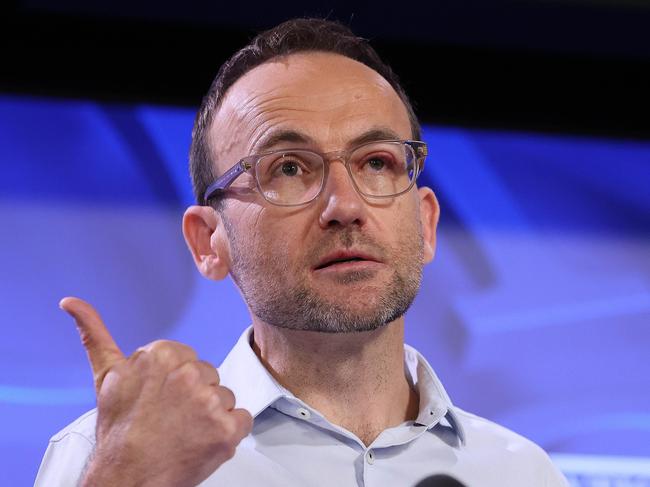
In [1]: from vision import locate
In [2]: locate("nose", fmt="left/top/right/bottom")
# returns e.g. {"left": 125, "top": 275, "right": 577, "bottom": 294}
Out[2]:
{"left": 318, "top": 160, "right": 367, "bottom": 229}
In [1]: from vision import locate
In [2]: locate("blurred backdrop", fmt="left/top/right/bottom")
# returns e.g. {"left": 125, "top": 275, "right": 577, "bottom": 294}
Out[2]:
{"left": 2, "top": 1, "right": 650, "bottom": 486}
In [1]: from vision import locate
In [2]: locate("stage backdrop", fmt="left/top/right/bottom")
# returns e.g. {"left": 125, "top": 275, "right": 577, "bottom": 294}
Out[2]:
{"left": 1, "top": 94, "right": 649, "bottom": 486}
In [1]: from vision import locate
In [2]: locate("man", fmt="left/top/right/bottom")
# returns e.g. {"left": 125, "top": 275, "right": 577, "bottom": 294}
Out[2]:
{"left": 35, "top": 18, "right": 568, "bottom": 486}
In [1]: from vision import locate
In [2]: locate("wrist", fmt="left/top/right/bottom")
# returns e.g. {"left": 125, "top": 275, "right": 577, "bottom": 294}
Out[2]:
{"left": 80, "top": 454, "right": 142, "bottom": 487}
{"left": 80, "top": 454, "right": 180, "bottom": 487}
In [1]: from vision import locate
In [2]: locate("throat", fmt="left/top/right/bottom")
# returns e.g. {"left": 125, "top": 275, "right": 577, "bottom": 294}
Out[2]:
{"left": 252, "top": 319, "right": 416, "bottom": 445}
{"left": 307, "top": 381, "right": 420, "bottom": 447}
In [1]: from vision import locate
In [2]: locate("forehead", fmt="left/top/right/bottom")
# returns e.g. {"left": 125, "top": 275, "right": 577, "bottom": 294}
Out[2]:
{"left": 210, "top": 52, "right": 412, "bottom": 168}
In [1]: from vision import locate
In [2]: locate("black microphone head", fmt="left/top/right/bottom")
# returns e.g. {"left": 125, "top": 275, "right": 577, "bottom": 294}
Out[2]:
{"left": 414, "top": 473, "right": 467, "bottom": 487}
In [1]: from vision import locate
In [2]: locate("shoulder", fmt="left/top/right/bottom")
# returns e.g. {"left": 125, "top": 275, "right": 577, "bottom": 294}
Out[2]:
{"left": 451, "top": 406, "right": 568, "bottom": 485}
{"left": 49, "top": 408, "right": 98, "bottom": 446}
{"left": 453, "top": 405, "right": 545, "bottom": 455}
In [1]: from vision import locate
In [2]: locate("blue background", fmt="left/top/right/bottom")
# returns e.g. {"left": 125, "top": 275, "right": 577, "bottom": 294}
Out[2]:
{"left": 1, "top": 94, "right": 649, "bottom": 485}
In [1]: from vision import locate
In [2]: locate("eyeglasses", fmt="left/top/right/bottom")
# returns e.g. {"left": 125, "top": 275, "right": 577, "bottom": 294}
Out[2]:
{"left": 203, "top": 139, "right": 427, "bottom": 207}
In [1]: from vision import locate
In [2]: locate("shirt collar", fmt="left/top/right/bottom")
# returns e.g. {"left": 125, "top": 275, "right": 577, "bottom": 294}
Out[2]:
{"left": 404, "top": 344, "right": 466, "bottom": 445}
{"left": 218, "top": 326, "right": 465, "bottom": 445}
{"left": 217, "top": 326, "right": 287, "bottom": 418}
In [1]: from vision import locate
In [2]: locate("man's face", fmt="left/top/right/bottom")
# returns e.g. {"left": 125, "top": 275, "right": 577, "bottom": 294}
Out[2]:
{"left": 207, "top": 52, "right": 438, "bottom": 333}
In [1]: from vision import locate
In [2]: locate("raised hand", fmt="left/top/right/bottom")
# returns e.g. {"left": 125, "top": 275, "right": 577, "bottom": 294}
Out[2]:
{"left": 60, "top": 297, "right": 253, "bottom": 487}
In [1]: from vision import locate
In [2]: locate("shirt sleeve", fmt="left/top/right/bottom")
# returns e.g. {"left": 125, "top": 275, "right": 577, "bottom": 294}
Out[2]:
{"left": 34, "top": 431, "right": 94, "bottom": 487}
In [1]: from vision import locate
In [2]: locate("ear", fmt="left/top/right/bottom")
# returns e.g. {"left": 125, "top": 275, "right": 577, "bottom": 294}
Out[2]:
{"left": 182, "top": 205, "right": 231, "bottom": 281}
{"left": 417, "top": 187, "right": 440, "bottom": 264}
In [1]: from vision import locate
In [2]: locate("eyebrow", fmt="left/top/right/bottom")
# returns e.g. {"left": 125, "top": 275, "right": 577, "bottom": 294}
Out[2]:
{"left": 254, "top": 130, "right": 314, "bottom": 153}
{"left": 253, "top": 126, "right": 405, "bottom": 154}
{"left": 348, "top": 127, "right": 404, "bottom": 146}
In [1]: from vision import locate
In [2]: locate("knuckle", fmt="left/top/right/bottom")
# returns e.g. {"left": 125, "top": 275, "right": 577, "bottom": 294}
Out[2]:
{"left": 100, "top": 362, "right": 130, "bottom": 391}
{"left": 175, "top": 362, "right": 202, "bottom": 387}
{"left": 143, "top": 340, "right": 198, "bottom": 366}
{"left": 148, "top": 340, "right": 178, "bottom": 362}
{"left": 198, "top": 360, "right": 220, "bottom": 384}
{"left": 130, "top": 348, "right": 152, "bottom": 368}
{"left": 189, "top": 386, "right": 221, "bottom": 416}
{"left": 241, "top": 410, "right": 254, "bottom": 430}
{"left": 77, "top": 328, "right": 95, "bottom": 350}
{"left": 219, "top": 386, "right": 236, "bottom": 406}
{"left": 106, "top": 360, "right": 128, "bottom": 377}
{"left": 96, "top": 364, "right": 137, "bottom": 407}
{"left": 235, "top": 411, "right": 254, "bottom": 437}
{"left": 205, "top": 390, "right": 222, "bottom": 411}
{"left": 221, "top": 417, "right": 239, "bottom": 442}
{"left": 97, "top": 368, "right": 119, "bottom": 394}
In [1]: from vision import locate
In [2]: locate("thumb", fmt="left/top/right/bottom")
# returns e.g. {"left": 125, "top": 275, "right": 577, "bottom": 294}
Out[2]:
{"left": 60, "top": 297, "right": 125, "bottom": 394}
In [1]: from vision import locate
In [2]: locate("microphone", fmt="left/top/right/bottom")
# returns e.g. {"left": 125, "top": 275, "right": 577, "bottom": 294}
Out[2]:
{"left": 414, "top": 474, "right": 467, "bottom": 487}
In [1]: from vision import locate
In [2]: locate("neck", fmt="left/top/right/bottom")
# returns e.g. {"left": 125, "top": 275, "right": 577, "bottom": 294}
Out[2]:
{"left": 251, "top": 318, "right": 419, "bottom": 446}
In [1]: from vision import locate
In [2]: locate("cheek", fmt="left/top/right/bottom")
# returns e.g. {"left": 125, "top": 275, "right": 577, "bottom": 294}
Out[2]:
{"left": 377, "top": 197, "right": 418, "bottom": 233}
{"left": 246, "top": 215, "right": 295, "bottom": 268}
{"left": 388, "top": 202, "right": 424, "bottom": 252}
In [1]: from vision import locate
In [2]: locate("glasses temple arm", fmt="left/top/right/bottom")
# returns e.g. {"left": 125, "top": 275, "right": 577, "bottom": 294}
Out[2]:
{"left": 203, "top": 161, "right": 248, "bottom": 203}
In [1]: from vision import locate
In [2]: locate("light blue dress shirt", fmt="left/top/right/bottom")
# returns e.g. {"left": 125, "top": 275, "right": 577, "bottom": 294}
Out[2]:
{"left": 35, "top": 327, "right": 568, "bottom": 486}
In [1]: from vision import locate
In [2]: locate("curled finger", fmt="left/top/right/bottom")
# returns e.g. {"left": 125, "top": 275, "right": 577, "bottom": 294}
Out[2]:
{"left": 212, "top": 385, "right": 236, "bottom": 411}
{"left": 231, "top": 407, "right": 254, "bottom": 438}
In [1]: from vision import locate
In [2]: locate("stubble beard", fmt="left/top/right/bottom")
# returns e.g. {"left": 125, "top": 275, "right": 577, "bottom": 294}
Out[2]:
{"left": 224, "top": 216, "right": 424, "bottom": 334}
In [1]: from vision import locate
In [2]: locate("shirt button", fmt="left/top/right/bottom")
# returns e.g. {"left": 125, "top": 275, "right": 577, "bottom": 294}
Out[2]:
{"left": 366, "top": 450, "right": 375, "bottom": 465}
{"left": 296, "top": 407, "right": 311, "bottom": 419}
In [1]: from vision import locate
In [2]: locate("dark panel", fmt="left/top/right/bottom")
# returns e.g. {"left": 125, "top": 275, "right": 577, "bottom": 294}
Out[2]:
{"left": 3, "top": 6, "right": 650, "bottom": 137}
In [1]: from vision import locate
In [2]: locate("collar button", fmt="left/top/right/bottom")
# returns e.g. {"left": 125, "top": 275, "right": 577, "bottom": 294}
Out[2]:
{"left": 296, "top": 407, "right": 311, "bottom": 419}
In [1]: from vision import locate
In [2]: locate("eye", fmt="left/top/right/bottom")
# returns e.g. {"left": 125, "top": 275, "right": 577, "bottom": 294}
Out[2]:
{"left": 281, "top": 161, "right": 300, "bottom": 176}
{"left": 361, "top": 153, "right": 398, "bottom": 173}
{"left": 267, "top": 155, "right": 310, "bottom": 179}
{"left": 367, "top": 157, "right": 386, "bottom": 171}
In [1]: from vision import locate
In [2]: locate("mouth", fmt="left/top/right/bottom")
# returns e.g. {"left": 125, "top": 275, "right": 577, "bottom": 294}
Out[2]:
{"left": 314, "top": 251, "right": 380, "bottom": 270}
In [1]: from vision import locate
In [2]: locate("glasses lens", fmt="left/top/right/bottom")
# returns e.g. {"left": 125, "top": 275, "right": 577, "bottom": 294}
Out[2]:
{"left": 349, "top": 142, "right": 416, "bottom": 197}
{"left": 256, "top": 150, "right": 325, "bottom": 205}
